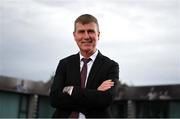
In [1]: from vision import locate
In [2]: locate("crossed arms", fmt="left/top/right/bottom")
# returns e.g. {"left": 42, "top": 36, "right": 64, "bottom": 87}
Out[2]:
{"left": 50, "top": 59, "right": 119, "bottom": 111}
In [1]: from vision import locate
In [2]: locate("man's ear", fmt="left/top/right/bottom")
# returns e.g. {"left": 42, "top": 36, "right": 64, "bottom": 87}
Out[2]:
{"left": 73, "top": 32, "right": 76, "bottom": 40}
{"left": 98, "top": 32, "right": 100, "bottom": 40}
{"left": 73, "top": 32, "right": 77, "bottom": 41}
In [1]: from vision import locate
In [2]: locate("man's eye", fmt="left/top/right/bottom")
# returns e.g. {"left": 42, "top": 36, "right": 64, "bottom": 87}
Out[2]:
{"left": 88, "top": 30, "right": 95, "bottom": 33}
{"left": 78, "top": 30, "right": 84, "bottom": 33}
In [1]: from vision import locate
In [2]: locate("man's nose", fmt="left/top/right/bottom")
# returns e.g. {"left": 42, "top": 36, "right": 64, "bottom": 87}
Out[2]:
{"left": 84, "top": 31, "right": 90, "bottom": 39}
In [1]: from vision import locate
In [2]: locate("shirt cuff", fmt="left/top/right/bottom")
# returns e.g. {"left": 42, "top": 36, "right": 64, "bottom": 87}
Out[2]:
{"left": 63, "top": 86, "right": 73, "bottom": 95}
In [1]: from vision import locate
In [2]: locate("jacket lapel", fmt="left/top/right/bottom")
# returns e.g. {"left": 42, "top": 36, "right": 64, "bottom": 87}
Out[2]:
{"left": 86, "top": 52, "right": 104, "bottom": 88}
{"left": 71, "top": 53, "right": 81, "bottom": 85}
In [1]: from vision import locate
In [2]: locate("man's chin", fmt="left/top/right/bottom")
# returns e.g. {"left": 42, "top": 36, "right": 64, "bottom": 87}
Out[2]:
{"left": 82, "top": 48, "right": 93, "bottom": 53}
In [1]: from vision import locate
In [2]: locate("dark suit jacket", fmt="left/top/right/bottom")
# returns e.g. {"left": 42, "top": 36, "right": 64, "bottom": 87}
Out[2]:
{"left": 50, "top": 51, "right": 119, "bottom": 118}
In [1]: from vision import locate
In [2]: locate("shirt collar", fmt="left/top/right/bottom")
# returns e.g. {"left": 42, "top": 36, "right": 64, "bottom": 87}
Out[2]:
{"left": 79, "top": 50, "right": 98, "bottom": 62}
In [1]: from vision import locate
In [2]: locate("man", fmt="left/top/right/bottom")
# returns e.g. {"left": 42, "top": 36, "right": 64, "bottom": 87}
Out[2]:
{"left": 50, "top": 14, "right": 119, "bottom": 118}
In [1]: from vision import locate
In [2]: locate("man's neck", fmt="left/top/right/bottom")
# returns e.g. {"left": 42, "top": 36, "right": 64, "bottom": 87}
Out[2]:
{"left": 80, "top": 49, "right": 96, "bottom": 59}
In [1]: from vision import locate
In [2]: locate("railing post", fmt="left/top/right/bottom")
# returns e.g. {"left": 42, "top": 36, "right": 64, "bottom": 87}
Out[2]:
{"left": 28, "top": 94, "right": 38, "bottom": 118}
{"left": 127, "top": 100, "right": 136, "bottom": 118}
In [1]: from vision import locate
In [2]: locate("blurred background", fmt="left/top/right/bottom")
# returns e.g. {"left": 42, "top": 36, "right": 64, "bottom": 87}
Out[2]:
{"left": 0, "top": 0, "right": 179, "bottom": 118}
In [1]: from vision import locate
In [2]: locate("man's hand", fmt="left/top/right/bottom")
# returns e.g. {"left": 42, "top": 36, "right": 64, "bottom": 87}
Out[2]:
{"left": 97, "top": 79, "right": 114, "bottom": 91}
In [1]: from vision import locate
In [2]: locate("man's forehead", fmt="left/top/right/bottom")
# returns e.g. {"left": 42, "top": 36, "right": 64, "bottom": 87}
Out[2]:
{"left": 76, "top": 22, "right": 98, "bottom": 29}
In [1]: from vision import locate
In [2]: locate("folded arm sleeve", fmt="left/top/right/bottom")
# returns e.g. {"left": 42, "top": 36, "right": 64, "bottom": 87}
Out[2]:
{"left": 71, "top": 61, "right": 119, "bottom": 109}
{"left": 49, "top": 60, "right": 80, "bottom": 110}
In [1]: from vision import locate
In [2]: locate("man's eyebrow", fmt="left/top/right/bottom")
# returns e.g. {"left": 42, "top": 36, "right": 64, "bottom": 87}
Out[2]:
{"left": 88, "top": 29, "right": 95, "bottom": 32}
{"left": 78, "top": 29, "right": 85, "bottom": 32}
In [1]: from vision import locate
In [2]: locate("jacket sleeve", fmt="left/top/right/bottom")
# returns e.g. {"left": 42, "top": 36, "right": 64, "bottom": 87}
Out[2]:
{"left": 71, "top": 61, "right": 119, "bottom": 109}
{"left": 49, "top": 60, "right": 81, "bottom": 110}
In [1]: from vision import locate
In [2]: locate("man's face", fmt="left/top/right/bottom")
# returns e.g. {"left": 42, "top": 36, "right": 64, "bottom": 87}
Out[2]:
{"left": 73, "top": 22, "right": 100, "bottom": 54}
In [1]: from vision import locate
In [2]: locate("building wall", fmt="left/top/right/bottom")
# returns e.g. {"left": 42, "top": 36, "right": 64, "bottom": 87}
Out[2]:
{"left": 37, "top": 95, "right": 55, "bottom": 118}
{"left": 0, "top": 91, "right": 28, "bottom": 118}
{"left": 0, "top": 90, "right": 180, "bottom": 118}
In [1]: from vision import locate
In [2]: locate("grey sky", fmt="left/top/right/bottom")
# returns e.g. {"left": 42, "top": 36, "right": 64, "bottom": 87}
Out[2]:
{"left": 0, "top": 0, "right": 179, "bottom": 86}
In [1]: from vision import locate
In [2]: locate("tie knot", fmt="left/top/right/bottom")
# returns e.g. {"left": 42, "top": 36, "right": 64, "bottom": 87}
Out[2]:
{"left": 82, "top": 58, "right": 91, "bottom": 64}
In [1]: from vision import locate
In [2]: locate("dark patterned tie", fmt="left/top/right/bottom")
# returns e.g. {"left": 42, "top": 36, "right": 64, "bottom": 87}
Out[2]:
{"left": 81, "top": 58, "right": 91, "bottom": 88}
{"left": 69, "top": 58, "right": 91, "bottom": 118}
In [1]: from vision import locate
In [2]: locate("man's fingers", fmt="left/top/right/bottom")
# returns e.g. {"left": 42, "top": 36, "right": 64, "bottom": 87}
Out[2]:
{"left": 102, "top": 80, "right": 114, "bottom": 86}
{"left": 97, "top": 79, "right": 115, "bottom": 91}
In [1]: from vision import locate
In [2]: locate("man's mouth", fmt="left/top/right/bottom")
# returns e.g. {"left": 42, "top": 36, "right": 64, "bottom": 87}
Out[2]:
{"left": 82, "top": 40, "right": 92, "bottom": 44}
